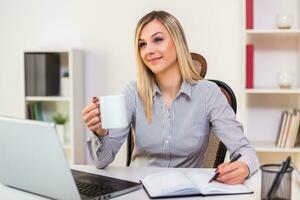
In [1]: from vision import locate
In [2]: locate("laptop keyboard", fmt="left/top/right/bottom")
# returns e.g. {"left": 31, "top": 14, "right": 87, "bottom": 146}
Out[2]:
{"left": 76, "top": 180, "right": 114, "bottom": 197}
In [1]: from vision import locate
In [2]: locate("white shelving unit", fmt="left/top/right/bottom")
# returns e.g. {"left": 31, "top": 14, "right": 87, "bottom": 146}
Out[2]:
{"left": 242, "top": 0, "right": 300, "bottom": 166}
{"left": 23, "top": 48, "right": 85, "bottom": 164}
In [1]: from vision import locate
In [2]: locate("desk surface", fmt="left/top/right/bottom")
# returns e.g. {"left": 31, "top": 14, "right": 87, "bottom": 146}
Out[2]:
{"left": 0, "top": 165, "right": 299, "bottom": 200}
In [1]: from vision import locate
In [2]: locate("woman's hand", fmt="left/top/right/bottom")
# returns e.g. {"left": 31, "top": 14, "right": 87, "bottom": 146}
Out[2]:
{"left": 82, "top": 97, "right": 108, "bottom": 137}
{"left": 215, "top": 161, "right": 250, "bottom": 184}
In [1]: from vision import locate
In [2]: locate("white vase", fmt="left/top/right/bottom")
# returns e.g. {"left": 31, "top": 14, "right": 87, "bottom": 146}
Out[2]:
{"left": 277, "top": 72, "right": 294, "bottom": 89}
{"left": 60, "top": 77, "right": 70, "bottom": 97}
{"left": 56, "top": 124, "right": 65, "bottom": 144}
{"left": 276, "top": 14, "right": 294, "bottom": 29}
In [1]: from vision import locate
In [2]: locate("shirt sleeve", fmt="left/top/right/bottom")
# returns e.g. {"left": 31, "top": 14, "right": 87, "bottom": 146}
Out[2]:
{"left": 205, "top": 81, "right": 259, "bottom": 176}
{"left": 86, "top": 81, "right": 137, "bottom": 168}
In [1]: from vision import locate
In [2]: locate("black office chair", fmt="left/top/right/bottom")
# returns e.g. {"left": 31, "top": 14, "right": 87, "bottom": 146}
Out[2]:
{"left": 126, "top": 53, "right": 237, "bottom": 168}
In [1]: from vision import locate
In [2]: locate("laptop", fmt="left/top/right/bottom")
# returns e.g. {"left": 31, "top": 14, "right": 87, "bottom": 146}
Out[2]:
{"left": 0, "top": 117, "right": 141, "bottom": 200}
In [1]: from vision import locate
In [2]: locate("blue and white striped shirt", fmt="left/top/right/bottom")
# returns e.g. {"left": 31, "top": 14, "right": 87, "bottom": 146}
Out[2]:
{"left": 86, "top": 80, "right": 259, "bottom": 175}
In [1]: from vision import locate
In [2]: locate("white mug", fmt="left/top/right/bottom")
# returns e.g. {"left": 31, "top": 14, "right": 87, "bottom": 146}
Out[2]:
{"left": 99, "top": 95, "right": 128, "bottom": 129}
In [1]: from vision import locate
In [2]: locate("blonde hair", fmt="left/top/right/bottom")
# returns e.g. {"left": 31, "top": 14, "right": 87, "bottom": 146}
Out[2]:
{"left": 134, "top": 10, "right": 202, "bottom": 123}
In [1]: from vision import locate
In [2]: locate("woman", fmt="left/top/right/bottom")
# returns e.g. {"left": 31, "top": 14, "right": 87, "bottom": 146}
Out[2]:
{"left": 82, "top": 10, "right": 259, "bottom": 184}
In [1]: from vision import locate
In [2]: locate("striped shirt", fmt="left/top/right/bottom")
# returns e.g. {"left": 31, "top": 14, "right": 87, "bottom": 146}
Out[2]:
{"left": 86, "top": 80, "right": 259, "bottom": 175}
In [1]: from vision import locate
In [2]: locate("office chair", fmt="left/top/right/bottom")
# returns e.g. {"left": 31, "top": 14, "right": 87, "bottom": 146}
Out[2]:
{"left": 126, "top": 53, "right": 237, "bottom": 168}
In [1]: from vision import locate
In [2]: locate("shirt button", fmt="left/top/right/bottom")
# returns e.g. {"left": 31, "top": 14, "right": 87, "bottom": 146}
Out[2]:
{"left": 165, "top": 140, "right": 169, "bottom": 144}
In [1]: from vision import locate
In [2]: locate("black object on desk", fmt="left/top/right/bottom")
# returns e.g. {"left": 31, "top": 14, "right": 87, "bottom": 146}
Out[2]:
{"left": 266, "top": 156, "right": 291, "bottom": 200}
{"left": 208, "top": 153, "right": 242, "bottom": 183}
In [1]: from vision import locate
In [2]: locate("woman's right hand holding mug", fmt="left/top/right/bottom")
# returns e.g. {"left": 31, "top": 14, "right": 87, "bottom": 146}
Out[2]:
{"left": 82, "top": 96, "right": 108, "bottom": 137}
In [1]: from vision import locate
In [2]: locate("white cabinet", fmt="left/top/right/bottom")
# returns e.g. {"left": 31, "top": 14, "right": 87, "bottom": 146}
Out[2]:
{"left": 242, "top": 0, "right": 300, "bottom": 166}
{"left": 23, "top": 49, "right": 85, "bottom": 164}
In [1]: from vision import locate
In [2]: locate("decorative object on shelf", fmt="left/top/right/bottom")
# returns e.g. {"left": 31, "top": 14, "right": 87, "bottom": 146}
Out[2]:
{"left": 52, "top": 113, "right": 68, "bottom": 144}
{"left": 60, "top": 71, "right": 69, "bottom": 97}
{"left": 245, "top": 0, "right": 253, "bottom": 29}
{"left": 246, "top": 44, "right": 254, "bottom": 89}
{"left": 277, "top": 72, "right": 294, "bottom": 89}
{"left": 276, "top": 14, "right": 294, "bottom": 29}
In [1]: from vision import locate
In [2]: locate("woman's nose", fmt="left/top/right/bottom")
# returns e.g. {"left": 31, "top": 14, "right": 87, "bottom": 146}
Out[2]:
{"left": 143, "top": 43, "right": 156, "bottom": 55}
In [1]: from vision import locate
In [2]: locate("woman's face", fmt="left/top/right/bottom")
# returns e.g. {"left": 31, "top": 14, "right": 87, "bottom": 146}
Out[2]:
{"left": 138, "top": 19, "right": 177, "bottom": 75}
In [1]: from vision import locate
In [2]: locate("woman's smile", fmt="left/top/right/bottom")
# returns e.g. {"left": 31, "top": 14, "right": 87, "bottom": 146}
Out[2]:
{"left": 147, "top": 56, "right": 162, "bottom": 65}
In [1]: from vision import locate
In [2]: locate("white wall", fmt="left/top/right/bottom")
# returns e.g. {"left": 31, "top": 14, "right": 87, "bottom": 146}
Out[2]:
{"left": 0, "top": 0, "right": 243, "bottom": 166}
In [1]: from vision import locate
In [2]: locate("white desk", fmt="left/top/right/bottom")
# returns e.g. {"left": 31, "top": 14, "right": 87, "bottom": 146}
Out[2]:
{"left": 0, "top": 165, "right": 299, "bottom": 200}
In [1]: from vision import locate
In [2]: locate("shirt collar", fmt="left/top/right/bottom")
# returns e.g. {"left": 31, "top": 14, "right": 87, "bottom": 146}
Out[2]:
{"left": 153, "top": 80, "right": 192, "bottom": 99}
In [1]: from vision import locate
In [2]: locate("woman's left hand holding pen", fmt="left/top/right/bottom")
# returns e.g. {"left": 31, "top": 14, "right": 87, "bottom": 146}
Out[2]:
{"left": 215, "top": 161, "right": 250, "bottom": 185}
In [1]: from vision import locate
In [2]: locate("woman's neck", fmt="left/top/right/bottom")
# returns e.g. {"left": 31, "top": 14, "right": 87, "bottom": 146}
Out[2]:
{"left": 155, "top": 65, "right": 182, "bottom": 105}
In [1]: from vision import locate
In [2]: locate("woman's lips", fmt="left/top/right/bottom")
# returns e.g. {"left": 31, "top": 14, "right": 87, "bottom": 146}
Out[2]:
{"left": 148, "top": 57, "right": 162, "bottom": 65}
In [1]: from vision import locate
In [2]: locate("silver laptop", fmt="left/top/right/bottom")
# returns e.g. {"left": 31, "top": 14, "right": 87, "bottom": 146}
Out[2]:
{"left": 0, "top": 117, "right": 141, "bottom": 200}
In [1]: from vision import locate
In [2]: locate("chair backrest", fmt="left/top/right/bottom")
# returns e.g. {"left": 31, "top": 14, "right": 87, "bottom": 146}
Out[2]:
{"left": 126, "top": 53, "right": 237, "bottom": 168}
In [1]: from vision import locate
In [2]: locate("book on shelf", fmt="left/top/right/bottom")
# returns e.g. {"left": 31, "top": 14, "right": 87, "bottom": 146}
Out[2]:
{"left": 276, "top": 111, "right": 288, "bottom": 147}
{"left": 245, "top": 0, "right": 253, "bottom": 29}
{"left": 27, "top": 102, "right": 44, "bottom": 121}
{"left": 280, "top": 112, "right": 292, "bottom": 148}
{"left": 285, "top": 110, "right": 299, "bottom": 148}
{"left": 25, "top": 53, "right": 60, "bottom": 96}
{"left": 246, "top": 44, "right": 254, "bottom": 89}
{"left": 276, "top": 109, "right": 300, "bottom": 148}
{"left": 25, "top": 54, "right": 36, "bottom": 96}
{"left": 140, "top": 170, "right": 253, "bottom": 198}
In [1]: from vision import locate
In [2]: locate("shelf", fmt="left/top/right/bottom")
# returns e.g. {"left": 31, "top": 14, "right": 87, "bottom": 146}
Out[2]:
{"left": 23, "top": 49, "right": 85, "bottom": 164}
{"left": 26, "top": 96, "right": 71, "bottom": 102}
{"left": 243, "top": 0, "right": 300, "bottom": 168}
{"left": 246, "top": 29, "right": 300, "bottom": 36}
{"left": 252, "top": 141, "right": 300, "bottom": 153}
{"left": 246, "top": 89, "right": 300, "bottom": 94}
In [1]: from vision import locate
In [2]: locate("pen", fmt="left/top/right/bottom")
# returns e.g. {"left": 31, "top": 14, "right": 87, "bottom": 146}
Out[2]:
{"left": 208, "top": 153, "right": 242, "bottom": 183}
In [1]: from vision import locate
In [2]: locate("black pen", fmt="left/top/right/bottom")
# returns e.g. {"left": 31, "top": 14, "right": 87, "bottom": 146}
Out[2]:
{"left": 208, "top": 153, "right": 242, "bottom": 183}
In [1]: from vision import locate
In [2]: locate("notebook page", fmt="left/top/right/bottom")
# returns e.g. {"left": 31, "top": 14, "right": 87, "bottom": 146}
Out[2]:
{"left": 140, "top": 170, "right": 199, "bottom": 197}
{"left": 187, "top": 171, "right": 251, "bottom": 195}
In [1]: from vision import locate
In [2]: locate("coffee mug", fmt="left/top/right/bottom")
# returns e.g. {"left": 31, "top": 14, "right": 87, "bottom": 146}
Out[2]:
{"left": 99, "top": 95, "right": 128, "bottom": 129}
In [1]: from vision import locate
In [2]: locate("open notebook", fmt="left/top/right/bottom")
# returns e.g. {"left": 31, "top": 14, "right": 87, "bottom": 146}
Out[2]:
{"left": 140, "top": 170, "right": 253, "bottom": 198}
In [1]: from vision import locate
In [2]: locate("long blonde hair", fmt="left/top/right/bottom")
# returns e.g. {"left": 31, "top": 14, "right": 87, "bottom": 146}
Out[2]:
{"left": 134, "top": 10, "right": 202, "bottom": 123}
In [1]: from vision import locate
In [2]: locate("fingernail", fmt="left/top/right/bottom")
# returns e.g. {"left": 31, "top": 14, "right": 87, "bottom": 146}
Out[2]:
{"left": 92, "top": 96, "right": 98, "bottom": 103}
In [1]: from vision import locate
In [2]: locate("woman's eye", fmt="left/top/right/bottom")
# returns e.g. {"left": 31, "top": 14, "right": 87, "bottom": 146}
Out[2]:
{"left": 154, "top": 37, "right": 163, "bottom": 43}
{"left": 139, "top": 42, "right": 146, "bottom": 48}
